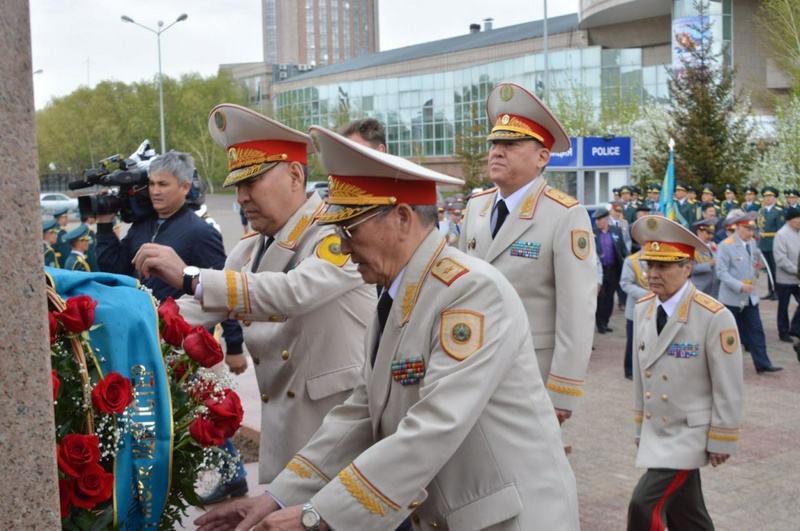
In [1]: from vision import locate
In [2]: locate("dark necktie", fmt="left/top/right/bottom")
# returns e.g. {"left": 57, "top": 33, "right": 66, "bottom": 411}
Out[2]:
{"left": 492, "top": 200, "right": 509, "bottom": 239}
{"left": 372, "top": 291, "right": 393, "bottom": 366}
{"left": 656, "top": 305, "right": 668, "bottom": 335}
{"left": 252, "top": 237, "right": 273, "bottom": 272}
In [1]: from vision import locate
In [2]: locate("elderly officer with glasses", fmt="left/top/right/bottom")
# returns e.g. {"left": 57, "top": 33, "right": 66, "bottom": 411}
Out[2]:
{"left": 132, "top": 104, "right": 376, "bottom": 489}
{"left": 195, "top": 125, "right": 579, "bottom": 531}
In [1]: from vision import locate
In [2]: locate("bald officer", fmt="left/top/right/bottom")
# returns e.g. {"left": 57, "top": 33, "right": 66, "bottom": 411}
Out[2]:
{"left": 133, "top": 105, "right": 375, "bottom": 485}
{"left": 196, "top": 126, "right": 579, "bottom": 531}
{"left": 459, "top": 82, "right": 597, "bottom": 422}
{"left": 627, "top": 216, "right": 742, "bottom": 531}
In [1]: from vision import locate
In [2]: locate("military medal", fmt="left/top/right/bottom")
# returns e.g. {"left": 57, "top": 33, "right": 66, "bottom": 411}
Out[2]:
{"left": 468, "top": 237, "right": 476, "bottom": 250}
{"left": 392, "top": 357, "right": 425, "bottom": 385}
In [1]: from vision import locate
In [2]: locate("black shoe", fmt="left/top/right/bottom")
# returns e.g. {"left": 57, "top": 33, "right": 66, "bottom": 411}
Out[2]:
{"left": 795, "top": 342, "right": 800, "bottom": 363}
{"left": 199, "top": 477, "right": 249, "bottom": 505}
{"left": 779, "top": 335, "right": 794, "bottom": 343}
{"left": 756, "top": 366, "right": 784, "bottom": 374}
{"left": 625, "top": 374, "right": 633, "bottom": 380}
{"left": 596, "top": 326, "right": 606, "bottom": 334}
{"left": 604, "top": 326, "right": 614, "bottom": 333}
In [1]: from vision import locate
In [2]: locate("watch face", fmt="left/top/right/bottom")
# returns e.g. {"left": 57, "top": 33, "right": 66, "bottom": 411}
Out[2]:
{"left": 301, "top": 509, "right": 319, "bottom": 527}
{"left": 184, "top": 266, "right": 200, "bottom": 277}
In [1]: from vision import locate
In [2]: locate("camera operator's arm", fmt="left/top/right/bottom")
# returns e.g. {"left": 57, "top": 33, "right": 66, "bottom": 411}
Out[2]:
{"left": 96, "top": 218, "right": 136, "bottom": 277}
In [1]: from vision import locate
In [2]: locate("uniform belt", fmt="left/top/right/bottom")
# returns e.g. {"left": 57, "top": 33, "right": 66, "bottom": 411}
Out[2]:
{"left": 761, "top": 232, "right": 776, "bottom": 237}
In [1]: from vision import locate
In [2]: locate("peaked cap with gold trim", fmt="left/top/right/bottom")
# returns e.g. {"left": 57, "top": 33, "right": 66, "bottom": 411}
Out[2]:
{"left": 309, "top": 126, "right": 464, "bottom": 224}
{"left": 208, "top": 104, "right": 314, "bottom": 188}
{"left": 631, "top": 215, "right": 708, "bottom": 262}
{"left": 486, "top": 82, "right": 571, "bottom": 153}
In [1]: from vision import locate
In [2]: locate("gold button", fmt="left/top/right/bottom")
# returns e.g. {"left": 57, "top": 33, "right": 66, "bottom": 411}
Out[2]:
{"left": 261, "top": 393, "right": 269, "bottom": 403}
{"left": 645, "top": 392, "right": 651, "bottom": 399}
{"left": 281, "top": 350, "right": 290, "bottom": 360}
{"left": 287, "top": 390, "right": 295, "bottom": 398}
{"left": 645, "top": 412, "right": 651, "bottom": 419}
{"left": 662, "top": 415, "right": 669, "bottom": 422}
{"left": 243, "top": 320, "right": 252, "bottom": 327}
{"left": 408, "top": 501, "right": 420, "bottom": 509}
{"left": 662, "top": 374, "right": 668, "bottom": 381}
{"left": 645, "top": 371, "right": 652, "bottom": 378}
{"left": 269, "top": 315, "right": 280, "bottom": 322}
{"left": 252, "top": 357, "right": 260, "bottom": 365}
{"left": 431, "top": 523, "right": 439, "bottom": 529}
{"left": 411, "top": 515, "right": 420, "bottom": 524}
{"left": 661, "top": 394, "right": 668, "bottom": 401}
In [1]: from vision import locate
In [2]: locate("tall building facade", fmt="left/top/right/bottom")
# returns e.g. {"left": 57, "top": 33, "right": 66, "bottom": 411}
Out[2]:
{"left": 262, "top": 0, "right": 379, "bottom": 69}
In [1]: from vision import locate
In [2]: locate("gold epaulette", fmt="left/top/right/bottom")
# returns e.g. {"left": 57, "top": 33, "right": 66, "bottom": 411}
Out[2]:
{"left": 544, "top": 188, "right": 579, "bottom": 208}
{"left": 469, "top": 186, "right": 497, "bottom": 199}
{"left": 693, "top": 292, "right": 723, "bottom": 313}
{"left": 431, "top": 257, "right": 469, "bottom": 286}
{"left": 241, "top": 230, "right": 260, "bottom": 240}
{"left": 722, "top": 237, "right": 734, "bottom": 245}
{"left": 637, "top": 293, "right": 656, "bottom": 304}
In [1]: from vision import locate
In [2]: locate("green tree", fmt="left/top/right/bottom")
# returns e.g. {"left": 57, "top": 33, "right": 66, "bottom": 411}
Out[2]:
{"left": 750, "top": 96, "right": 800, "bottom": 190}
{"left": 665, "top": 1, "right": 757, "bottom": 191}
{"left": 755, "top": 0, "right": 800, "bottom": 94}
{"left": 36, "top": 71, "right": 246, "bottom": 186}
{"left": 453, "top": 103, "right": 488, "bottom": 193}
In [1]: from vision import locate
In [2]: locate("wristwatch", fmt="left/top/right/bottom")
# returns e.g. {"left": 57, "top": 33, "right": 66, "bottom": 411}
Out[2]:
{"left": 182, "top": 266, "right": 200, "bottom": 295}
{"left": 301, "top": 502, "right": 321, "bottom": 531}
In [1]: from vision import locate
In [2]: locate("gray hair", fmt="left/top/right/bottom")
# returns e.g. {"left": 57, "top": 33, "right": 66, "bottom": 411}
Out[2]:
{"left": 412, "top": 205, "right": 439, "bottom": 227}
{"left": 149, "top": 150, "right": 195, "bottom": 185}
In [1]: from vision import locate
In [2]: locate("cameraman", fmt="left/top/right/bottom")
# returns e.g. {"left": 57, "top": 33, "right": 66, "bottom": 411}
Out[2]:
{"left": 95, "top": 150, "right": 245, "bottom": 363}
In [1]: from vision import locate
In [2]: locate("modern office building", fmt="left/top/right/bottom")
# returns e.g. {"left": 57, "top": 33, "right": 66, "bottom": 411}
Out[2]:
{"left": 222, "top": 0, "right": 786, "bottom": 204}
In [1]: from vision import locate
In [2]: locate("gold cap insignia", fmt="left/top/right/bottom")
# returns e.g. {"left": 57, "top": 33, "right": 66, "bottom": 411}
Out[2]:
{"left": 501, "top": 114, "right": 510, "bottom": 125}
{"left": 646, "top": 217, "right": 659, "bottom": 231}
{"left": 499, "top": 84, "right": 514, "bottom": 101}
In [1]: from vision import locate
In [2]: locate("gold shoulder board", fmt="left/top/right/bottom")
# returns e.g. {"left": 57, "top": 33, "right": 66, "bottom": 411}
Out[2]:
{"left": 241, "top": 230, "right": 260, "bottom": 240}
{"left": 637, "top": 293, "right": 656, "bottom": 304}
{"left": 544, "top": 188, "right": 578, "bottom": 208}
{"left": 694, "top": 292, "right": 723, "bottom": 313}
{"left": 722, "top": 237, "right": 734, "bottom": 245}
{"left": 431, "top": 257, "right": 469, "bottom": 286}
{"left": 316, "top": 235, "right": 349, "bottom": 268}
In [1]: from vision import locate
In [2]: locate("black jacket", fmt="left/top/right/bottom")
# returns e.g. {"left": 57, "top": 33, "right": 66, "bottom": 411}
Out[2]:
{"left": 96, "top": 205, "right": 243, "bottom": 353}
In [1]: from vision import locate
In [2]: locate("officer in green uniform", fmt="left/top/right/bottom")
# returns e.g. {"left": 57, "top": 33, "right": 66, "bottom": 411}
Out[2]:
{"left": 645, "top": 184, "right": 662, "bottom": 213}
{"left": 720, "top": 184, "right": 740, "bottom": 219}
{"left": 758, "top": 186, "right": 784, "bottom": 300}
{"left": 80, "top": 213, "right": 99, "bottom": 271}
{"left": 742, "top": 186, "right": 761, "bottom": 213}
{"left": 783, "top": 188, "right": 800, "bottom": 213}
{"left": 63, "top": 224, "right": 92, "bottom": 272}
{"left": 53, "top": 207, "right": 71, "bottom": 267}
{"left": 699, "top": 184, "right": 721, "bottom": 220}
{"left": 674, "top": 181, "right": 696, "bottom": 227}
{"left": 43, "top": 219, "right": 60, "bottom": 268}
{"left": 621, "top": 185, "right": 638, "bottom": 224}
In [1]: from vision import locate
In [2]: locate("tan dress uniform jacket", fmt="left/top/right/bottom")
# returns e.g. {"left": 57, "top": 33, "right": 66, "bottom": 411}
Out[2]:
{"left": 459, "top": 177, "right": 597, "bottom": 411}
{"left": 632, "top": 283, "right": 743, "bottom": 470}
{"left": 269, "top": 230, "right": 579, "bottom": 531}
{"left": 178, "top": 194, "right": 376, "bottom": 483}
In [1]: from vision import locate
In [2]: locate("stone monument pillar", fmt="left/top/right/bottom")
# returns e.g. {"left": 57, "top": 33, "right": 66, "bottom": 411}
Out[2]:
{"left": 0, "top": 0, "right": 61, "bottom": 527}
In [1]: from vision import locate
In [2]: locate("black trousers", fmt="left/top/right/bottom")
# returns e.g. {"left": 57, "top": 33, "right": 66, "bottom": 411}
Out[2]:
{"left": 597, "top": 262, "right": 621, "bottom": 328}
{"left": 624, "top": 319, "right": 634, "bottom": 378}
{"left": 628, "top": 468, "right": 714, "bottom": 531}
{"left": 776, "top": 283, "right": 800, "bottom": 338}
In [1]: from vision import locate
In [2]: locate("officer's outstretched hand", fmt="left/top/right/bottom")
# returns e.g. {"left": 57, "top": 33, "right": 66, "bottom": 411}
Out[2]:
{"left": 195, "top": 493, "right": 279, "bottom": 531}
{"left": 132, "top": 243, "right": 187, "bottom": 289}
{"left": 253, "top": 505, "right": 331, "bottom": 531}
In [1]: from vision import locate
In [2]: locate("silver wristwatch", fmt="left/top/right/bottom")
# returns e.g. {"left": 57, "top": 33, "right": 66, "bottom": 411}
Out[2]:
{"left": 301, "top": 502, "right": 321, "bottom": 531}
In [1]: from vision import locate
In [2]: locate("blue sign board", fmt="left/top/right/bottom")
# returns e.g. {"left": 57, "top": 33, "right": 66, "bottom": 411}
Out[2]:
{"left": 582, "top": 137, "right": 632, "bottom": 167}
{"left": 548, "top": 137, "right": 579, "bottom": 168}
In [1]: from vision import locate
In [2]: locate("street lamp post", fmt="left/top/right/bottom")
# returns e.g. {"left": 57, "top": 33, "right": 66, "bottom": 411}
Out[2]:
{"left": 120, "top": 13, "right": 188, "bottom": 154}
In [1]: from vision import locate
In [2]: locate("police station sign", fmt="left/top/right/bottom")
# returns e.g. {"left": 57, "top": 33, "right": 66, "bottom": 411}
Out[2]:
{"left": 547, "top": 137, "right": 578, "bottom": 168}
{"left": 582, "top": 137, "right": 632, "bottom": 167}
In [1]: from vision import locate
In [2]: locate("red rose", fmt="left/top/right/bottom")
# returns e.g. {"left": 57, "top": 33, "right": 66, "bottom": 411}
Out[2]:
{"left": 57, "top": 295, "right": 98, "bottom": 334}
{"left": 189, "top": 415, "right": 226, "bottom": 447}
{"left": 162, "top": 312, "right": 192, "bottom": 347}
{"left": 183, "top": 326, "right": 224, "bottom": 368}
{"left": 52, "top": 370, "right": 60, "bottom": 402}
{"left": 59, "top": 478, "right": 73, "bottom": 518}
{"left": 158, "top": 296, "right": 181, "bottom": 319}
{"left": 205, "top": 388, "right": 243, "bottom": 438}
{"left": 91, "top": 372, "right": 134, "bottom": 414}
{"left": 58, "top": 434, "right": 100, "bottom": 476}
{"left": 49, "top": 311, "right": 58, "bottom": 344}
{"left": 70, "top": 463, "right": 113, "bottom": 509}
{"left": 170, "top": 359, "right": 190, "bottom": 381}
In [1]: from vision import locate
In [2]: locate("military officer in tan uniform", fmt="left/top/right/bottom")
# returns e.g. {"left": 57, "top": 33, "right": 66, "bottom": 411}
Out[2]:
{"left": 459, "top": 82, "right": 596, "bottom": 422}
{"left": 627, "top": 216, "right": 743, "bottom": 531}
{"left": 132, "top": 105, "right": 376, "bottom": 485}
{"left": 196, "top": 126, "right": 580, "bottom": 531}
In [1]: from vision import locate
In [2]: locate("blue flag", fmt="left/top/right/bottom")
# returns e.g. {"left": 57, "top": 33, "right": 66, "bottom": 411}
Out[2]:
{"left": 658, "top": 148, "right": 688, "bottom": 227}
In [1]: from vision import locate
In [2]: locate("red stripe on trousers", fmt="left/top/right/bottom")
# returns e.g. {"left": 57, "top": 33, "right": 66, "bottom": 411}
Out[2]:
{"left": 650, "top": 470, "right": 689, "bottom": 531}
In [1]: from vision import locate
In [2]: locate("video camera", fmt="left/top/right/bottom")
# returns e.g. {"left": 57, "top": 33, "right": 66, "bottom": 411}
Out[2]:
{"left": 70, "top": 140, "right": 157, "bottom": 223}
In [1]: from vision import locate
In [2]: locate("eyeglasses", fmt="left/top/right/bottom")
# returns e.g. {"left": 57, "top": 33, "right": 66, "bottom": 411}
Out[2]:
{"left": 334, "top": 207, "right": 391, "bottom": 240}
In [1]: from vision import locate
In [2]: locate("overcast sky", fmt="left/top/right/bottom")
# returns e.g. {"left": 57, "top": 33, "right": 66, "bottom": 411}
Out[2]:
{"left": 30, "top": 0, "right": 579, "bottom": 110}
